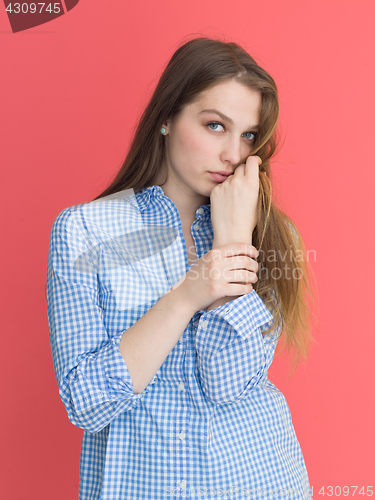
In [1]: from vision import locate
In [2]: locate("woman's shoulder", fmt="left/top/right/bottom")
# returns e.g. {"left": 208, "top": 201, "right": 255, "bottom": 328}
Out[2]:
{"left": 50, "top": 189, "right": 145, "bottom": 243}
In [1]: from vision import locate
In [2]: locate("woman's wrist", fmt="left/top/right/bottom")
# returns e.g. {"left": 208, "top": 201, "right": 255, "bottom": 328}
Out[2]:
{"left": 212, "top": 237, "right": 253, "bottom": 249}
{"left": 206, "top": 295, "right": 242, "bottom": 312}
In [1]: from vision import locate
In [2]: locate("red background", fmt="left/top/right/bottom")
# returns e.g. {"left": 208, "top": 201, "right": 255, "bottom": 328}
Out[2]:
{"left": 1, "top": 0, "right": 374, "bottom": 498}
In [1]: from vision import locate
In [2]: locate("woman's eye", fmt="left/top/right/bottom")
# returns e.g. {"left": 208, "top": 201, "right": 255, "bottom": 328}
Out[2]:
{"left": 208, "top": 122, "right": 225, "bottom": 132}
{"left": 242, "top": 132, "right": 257, "bottom": 141}
{"left": 207, "top": 122, "right": 257, "bottom": 141}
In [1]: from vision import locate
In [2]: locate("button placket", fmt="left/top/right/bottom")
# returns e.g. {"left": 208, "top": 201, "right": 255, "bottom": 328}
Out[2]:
{"left": 200, "top": 319, "right": 208, "bottom": 330}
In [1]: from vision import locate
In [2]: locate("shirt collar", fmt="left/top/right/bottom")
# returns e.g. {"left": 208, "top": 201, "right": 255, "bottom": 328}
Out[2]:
{"left": 135, "top": 185, "right": 211, "bottom": 220}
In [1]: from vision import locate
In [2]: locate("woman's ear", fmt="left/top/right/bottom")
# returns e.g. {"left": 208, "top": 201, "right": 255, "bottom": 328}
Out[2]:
{"left": 162, "top": 118, "right": 172, "bottom": 135}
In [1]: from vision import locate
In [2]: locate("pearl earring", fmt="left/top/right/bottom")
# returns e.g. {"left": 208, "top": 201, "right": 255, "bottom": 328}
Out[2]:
{"left": 160, "top": 127, "right": 166, "bottom": 134}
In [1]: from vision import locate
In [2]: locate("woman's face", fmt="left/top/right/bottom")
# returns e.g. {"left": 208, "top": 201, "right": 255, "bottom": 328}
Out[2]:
{"left": 159, "top": 79, "right": 262, "bottom": 202}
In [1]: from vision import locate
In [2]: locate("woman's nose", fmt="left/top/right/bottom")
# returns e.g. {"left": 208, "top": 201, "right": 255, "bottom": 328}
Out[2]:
{"left": 220, "top": 137, "right": 242, "bottom": 166}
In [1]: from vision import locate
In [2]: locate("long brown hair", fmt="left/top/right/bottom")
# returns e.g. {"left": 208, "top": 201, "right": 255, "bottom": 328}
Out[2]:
{"left": 93, "top": 36, "right": 318, "bottom": 373}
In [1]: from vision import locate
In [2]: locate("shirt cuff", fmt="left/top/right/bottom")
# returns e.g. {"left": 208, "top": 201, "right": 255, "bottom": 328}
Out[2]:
{"left": 69, "top": 333, "right": 140, "bottom": 414}
{"left": 199, "top": 290, "right": 274, "bottom": 340}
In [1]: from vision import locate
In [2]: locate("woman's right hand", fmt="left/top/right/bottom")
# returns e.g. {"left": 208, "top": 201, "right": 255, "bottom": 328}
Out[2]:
{"left": 172, "top": 242, "right": 259, "bottom": 313}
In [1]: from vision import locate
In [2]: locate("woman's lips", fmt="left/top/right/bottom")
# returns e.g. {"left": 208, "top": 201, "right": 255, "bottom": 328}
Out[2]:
{"left": 208, "top": 172, "right": 230, "bottom": 183}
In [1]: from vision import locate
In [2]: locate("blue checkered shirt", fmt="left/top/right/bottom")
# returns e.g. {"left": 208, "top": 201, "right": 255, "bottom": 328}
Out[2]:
{"left": 46, "top": 184, "right": 312, "bottom": 499}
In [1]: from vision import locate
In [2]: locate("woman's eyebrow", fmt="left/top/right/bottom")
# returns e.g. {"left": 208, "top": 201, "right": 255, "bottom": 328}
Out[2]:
{"left": 198, "top": 108, "right": 258, "bottom": 130}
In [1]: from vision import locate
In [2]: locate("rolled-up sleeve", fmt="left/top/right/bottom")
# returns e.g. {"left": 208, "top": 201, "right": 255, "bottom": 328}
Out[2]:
{"left": 46, "top": 207, "right": 140, "bottom": 433}
{"left": 194, "top": 290, "right": 282, "bottom": 404}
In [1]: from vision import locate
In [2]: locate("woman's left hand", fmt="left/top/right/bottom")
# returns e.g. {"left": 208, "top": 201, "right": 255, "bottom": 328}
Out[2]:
{"left": 210, "top": 155, "right": 261, "bottom": 249}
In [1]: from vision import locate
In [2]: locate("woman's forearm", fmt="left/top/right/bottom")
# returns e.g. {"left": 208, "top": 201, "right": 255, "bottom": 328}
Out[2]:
{"left": 206, "top": 295, "right": 242, "bottom": 311}
{"left": 119, "top": 286, "right": 196, "bottom": 394}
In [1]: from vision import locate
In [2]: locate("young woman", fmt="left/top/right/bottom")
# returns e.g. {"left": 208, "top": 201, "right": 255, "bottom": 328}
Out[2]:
{"left": 46, "top": 37, "right": 316, "bottom": 499}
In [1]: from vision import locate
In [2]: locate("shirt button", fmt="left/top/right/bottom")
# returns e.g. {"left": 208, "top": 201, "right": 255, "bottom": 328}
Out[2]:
{"left": 200, "top": 319, "right": 208, "bottom": 330}
{"left": 196, "top": 208, "right": 204, "bottom": 215}
{"left": 180, "top": 480, "right": 187, "bottom": 489}
{"left": 178, "top": 431, "right": 186, "bottom": 441}
{"left": 195, "top": 225, "right": 200, "bottom": 231}
{"left": 178, "top": 382, "right": 184, "bottom": 392}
